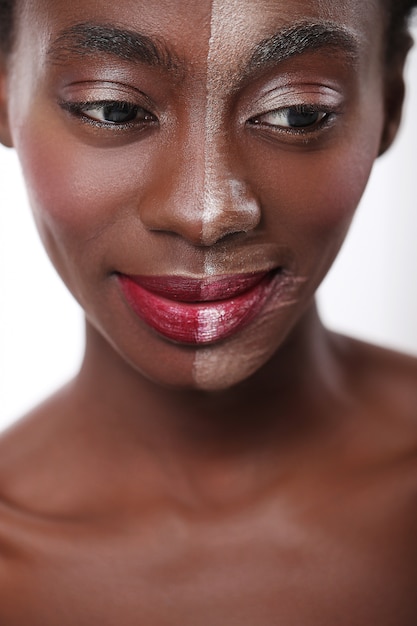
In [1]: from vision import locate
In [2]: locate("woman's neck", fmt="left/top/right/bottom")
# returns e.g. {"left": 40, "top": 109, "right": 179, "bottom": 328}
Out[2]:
{"left": 74, "top": 302, "right": 348, "bottom": 461}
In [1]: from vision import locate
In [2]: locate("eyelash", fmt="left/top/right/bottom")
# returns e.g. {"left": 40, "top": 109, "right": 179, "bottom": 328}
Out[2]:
{"left": 60, "top": 100, "right": 158, "bottom": 130}
{"left": 248, "top": 104, "right": 335, "bottom": 136}
{"left": 60, "top": 99, "right": 336, "bottom": 142}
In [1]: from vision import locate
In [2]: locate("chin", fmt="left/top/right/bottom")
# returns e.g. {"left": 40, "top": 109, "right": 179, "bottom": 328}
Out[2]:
{"left": 190, "top": 330, "right": 283, "bottom": 392}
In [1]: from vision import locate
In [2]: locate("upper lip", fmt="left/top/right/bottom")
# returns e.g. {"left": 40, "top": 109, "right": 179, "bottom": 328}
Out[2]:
{"left": 120, "top": 270, "right": 278, "bottom": 302}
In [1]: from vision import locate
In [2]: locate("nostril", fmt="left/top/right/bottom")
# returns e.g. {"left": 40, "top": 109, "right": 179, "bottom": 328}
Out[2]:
{"left": 200, "top": 199, "right": 262, "bottom": 246}
{"left": 198, "top": 228, "right": 249, "bottom": 248}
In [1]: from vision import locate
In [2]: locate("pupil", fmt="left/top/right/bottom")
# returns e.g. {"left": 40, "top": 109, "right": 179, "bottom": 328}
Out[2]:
{"left": 287, "top": 108, "right": 319, "bottom": 128}
{"left": 103, "top": 103, "right": 136, "bottom": 123}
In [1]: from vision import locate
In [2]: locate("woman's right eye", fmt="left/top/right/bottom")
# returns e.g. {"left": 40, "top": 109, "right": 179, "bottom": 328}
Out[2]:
{"left": 61, "top": 100, "right": 157, "bottom": 127}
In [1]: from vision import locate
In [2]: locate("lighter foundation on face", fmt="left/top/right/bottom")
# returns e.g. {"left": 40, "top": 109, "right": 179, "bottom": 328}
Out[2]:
{"left": 12, "top": 0, "right": 383, "bottom": 395}
{"left": 202, "top": 0, "right": 261, "bottom": 251}
{"left": 193, "top": 273, "right": 308, "bottom": 390}
{"left": 193, "top": 0, "right": 306, "bottom": 389}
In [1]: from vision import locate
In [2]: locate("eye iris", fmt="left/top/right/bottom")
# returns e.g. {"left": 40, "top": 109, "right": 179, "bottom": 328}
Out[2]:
{"left": 287, "top": 107, "right": 320, "bottom": 128}
{"left": 102, "top": 103, "right": 137, "bottom": 123}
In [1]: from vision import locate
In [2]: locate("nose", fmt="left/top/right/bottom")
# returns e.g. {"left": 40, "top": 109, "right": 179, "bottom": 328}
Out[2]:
{"left": 139, "top": 133, "right": 261, "bottom": 247}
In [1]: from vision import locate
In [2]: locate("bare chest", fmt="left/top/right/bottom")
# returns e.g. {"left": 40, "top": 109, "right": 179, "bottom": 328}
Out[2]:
{"left": 1, "top": 506, "right": 416, "bottom": 626}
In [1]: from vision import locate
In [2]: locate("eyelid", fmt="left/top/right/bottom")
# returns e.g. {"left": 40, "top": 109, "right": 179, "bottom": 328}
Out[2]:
{"left": 58, "top": 80, "right": 158, "bottom": 114}
{"left": 60, "top": 79, "right": 149, "bottom": 96}
{"left": 243, "top": 83, "right": 345, "bottom": 121}
{"left": 57, "top": 82, "right": 160, "bottom": 131}
{"left": 60, "top": 99, "right": 153, "bottom": 114}
{"left": 261, "top": 83, "right": 342, "bottom": 102}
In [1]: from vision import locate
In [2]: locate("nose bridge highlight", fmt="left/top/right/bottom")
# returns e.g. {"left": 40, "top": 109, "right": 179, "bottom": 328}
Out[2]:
{"left": 200, "top": 0, "right": 261, "bottom": 246}
{"left": 140, "top": 111, "right": 261, "bottom": 247}
{"left": 200, "top": 26, "right": 261, "bottom": 246}
{"left": 178, "top": 129, "right": 262, "bottom": 246}
{"left": 201, "top": 130, "right": 261, "bottom": 246}
{"left": 140, "top": 0, "right": 262, "bottom": 247}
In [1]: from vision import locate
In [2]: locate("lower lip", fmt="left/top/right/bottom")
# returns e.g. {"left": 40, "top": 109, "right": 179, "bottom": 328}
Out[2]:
{"left": 118, "top": 272, "right": 277, "bottom": 345}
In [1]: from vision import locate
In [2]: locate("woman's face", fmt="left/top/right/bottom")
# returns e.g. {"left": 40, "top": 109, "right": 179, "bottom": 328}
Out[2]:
{"left": 2, "top": 0, "right": 397, "bottom": 390}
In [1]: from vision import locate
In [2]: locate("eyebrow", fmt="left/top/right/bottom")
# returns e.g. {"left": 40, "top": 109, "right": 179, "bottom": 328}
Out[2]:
{"left": 245, "top": 21, "right": 360, "bottom": 75}
{"left": 47, "top": 20, "right": 360, "bottom": 79}
{"left": 47, "top": 23, "right": 180, "bottom": 72}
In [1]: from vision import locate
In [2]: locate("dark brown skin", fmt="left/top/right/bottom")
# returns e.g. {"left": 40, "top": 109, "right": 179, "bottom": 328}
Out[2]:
{"left": 0, "top": 0, "right": 417, "bottom": 623}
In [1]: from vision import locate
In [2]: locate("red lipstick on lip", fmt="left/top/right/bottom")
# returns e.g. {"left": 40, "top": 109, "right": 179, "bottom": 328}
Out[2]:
{"left": 118, "top": 272, "right": 275, "bottom": 345}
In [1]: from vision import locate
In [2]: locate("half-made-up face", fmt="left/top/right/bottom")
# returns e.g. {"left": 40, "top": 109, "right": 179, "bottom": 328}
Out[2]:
{"left": 1, "top": 0, "right": 402, "bottom": 390}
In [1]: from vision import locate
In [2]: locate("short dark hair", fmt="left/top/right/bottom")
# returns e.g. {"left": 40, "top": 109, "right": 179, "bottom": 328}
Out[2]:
{"left": 386, "top": 0, "right": 417, "bottom": 61}
{"left": 0, "top": 0, "right": 13, "bottom": 55}
{"left": 0, "top": 0, "right": 416, "bottom": 58}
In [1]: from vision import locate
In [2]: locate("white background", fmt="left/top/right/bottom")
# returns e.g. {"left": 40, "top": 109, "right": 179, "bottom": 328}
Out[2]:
{"left": 1, "top": 25, "right": 417, "bottom": 430}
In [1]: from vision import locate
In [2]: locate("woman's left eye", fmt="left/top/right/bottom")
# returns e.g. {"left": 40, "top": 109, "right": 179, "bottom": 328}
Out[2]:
{"left": 250, "top": 105, "right": 329, "bottom": 131}
{"left": 62, "top": 100, "right": 157, "bottom": 126}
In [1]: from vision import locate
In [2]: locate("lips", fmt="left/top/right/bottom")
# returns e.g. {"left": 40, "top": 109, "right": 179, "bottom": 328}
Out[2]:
{"left": 118, "top": 271, "right": 277, "bottom": 345}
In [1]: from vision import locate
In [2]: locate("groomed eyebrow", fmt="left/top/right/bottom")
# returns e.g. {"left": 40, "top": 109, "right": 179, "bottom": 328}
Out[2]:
{"left": 47, "top": 23, "right": 180, "bottom": 72}
{"left": 246, "top": 21, "right": 360, "bottom": 75}
{"left": 47, "top": 20, "right": 360, "bottom": 80}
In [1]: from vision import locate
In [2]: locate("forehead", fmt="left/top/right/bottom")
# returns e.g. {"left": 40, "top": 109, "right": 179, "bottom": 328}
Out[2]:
{"left": 18, "top": 0, "right": 384, "bottom": 74}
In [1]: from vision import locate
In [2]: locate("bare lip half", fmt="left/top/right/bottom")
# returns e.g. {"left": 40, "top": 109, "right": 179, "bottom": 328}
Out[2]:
{"left": 117, "top": 270, "right": 280, "bottom": 345}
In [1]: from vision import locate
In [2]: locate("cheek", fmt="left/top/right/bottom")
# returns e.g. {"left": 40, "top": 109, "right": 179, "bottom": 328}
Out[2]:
{"left": 15, "top": 124, "right": 156, "bottom": 293}
{"left": 296, "top": 147, "right": 375, "bottom": 238}
{"left": 17, "top": 128, "right": 144, "bottom": 232}
{"left": 253, "top": 134, "right": 380, "bottom": 270}
{"left": 15, "top": 124, "right": 200, "bottom": 387}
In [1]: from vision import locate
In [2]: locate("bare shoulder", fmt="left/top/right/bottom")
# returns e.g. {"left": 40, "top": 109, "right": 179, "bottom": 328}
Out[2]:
{"left": 327, "top": 333, "right": 417, "bottom": 497}
{"left": 331, "top": 333, "right": 417, "bottom": 418}
{"left": 0, "top": 385, "right": 70, "bottom": 527}
{"left": 0, "top": 381, "right": 89, "bottom": 520}
{"left": 0, "top": 384, "right": 93, "bottom": 617}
